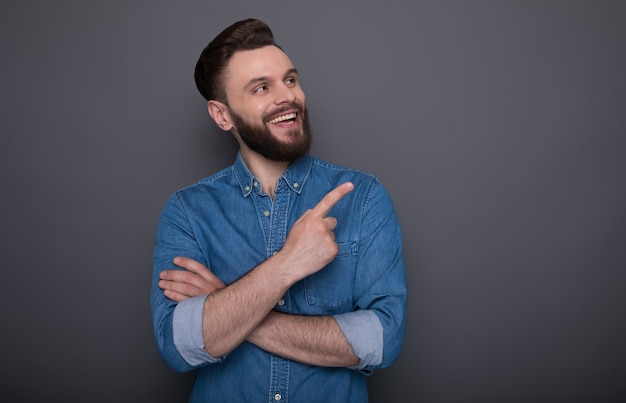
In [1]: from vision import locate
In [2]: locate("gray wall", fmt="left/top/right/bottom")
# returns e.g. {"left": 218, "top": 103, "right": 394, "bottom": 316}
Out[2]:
{"left": 2, "top": 1, "right": 625, "bottom": 402}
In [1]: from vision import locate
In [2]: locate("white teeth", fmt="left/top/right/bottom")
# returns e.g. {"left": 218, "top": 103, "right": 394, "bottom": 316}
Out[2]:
{"left": 269, "top": 113, "right": 296, "bottom": 124}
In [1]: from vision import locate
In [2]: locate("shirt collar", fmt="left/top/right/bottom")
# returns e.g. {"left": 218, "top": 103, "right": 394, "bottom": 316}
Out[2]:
{"left": 233, "top": 152, "right": 312, "bottom": 197}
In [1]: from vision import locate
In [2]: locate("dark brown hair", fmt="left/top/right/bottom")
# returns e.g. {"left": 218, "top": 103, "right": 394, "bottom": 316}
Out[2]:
{"left": 194, "top": 18, "right": 280, "bottom": 103}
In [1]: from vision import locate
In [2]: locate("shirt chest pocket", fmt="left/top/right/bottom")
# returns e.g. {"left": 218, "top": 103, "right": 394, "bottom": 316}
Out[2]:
{"left": 304, "top": 241, "right": 358, "bottom": 310}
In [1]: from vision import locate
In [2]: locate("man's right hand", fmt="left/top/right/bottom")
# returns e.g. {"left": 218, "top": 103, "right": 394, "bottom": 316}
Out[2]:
{"left": 159, "top": 182, "right": 353, "bottom": 302}
{"left": 277, "top": 181, "right": 354, "bottom": 280}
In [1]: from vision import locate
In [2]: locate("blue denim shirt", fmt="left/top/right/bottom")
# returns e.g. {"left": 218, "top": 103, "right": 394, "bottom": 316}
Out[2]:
{"left": 151, "top": 153, "right": 407, "bottom": 402}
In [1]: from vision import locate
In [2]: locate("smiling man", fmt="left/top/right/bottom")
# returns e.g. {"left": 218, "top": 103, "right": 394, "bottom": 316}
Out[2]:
{"left": 151, "top": 18, "right": 407, "bottom": 402}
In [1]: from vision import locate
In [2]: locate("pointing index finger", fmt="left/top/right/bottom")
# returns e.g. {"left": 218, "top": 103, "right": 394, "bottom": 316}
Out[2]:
{"left": 312, "top": 182, "right": 354, "bottom": 217}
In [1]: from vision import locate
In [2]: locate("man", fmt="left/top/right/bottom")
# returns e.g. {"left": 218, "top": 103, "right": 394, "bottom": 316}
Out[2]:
{"left": 151, "top": 18, "right": 407, "bottom": 402}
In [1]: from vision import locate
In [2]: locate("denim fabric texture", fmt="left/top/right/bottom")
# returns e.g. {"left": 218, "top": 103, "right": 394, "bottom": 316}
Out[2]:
{"left": 151, "top": 153, "right": 407, "bottom": 402}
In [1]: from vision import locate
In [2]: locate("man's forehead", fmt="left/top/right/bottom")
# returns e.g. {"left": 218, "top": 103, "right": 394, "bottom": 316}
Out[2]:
{"left": 226, "top": 46, "right": 296, "bottom": 82}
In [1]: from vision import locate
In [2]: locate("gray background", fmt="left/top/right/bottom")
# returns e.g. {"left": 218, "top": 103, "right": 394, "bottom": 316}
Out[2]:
{"left": 1, "top": 1, "right": 625, "bottom": 402}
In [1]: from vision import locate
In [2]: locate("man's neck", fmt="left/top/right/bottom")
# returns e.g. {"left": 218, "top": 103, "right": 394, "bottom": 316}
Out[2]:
{"left": 239, "top": 148, "right": 290, "bottom": 199}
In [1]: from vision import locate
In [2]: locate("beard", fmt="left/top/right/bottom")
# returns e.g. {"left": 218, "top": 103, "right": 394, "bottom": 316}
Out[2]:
{"left": 229, "top": 102, "right": 312, "bottom": 163}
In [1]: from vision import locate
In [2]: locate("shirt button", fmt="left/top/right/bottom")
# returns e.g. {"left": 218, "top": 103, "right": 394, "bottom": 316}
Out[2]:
{"left": 293, "top": 182, "right": 299, "bottom": 188}
{"left": 274, "top": 393, "right": 282, "bottom": 401}
{"left": 263, "top": 210, "right": 270, "bottom": 217}
{"left": 245, "top": 185, "right": 250, "bottom": 191}
{"left": 277, "top": 299, "right": 285, "bottom": 306}
{"left": 253, "top": 181, "right": 259, "bottom": 188}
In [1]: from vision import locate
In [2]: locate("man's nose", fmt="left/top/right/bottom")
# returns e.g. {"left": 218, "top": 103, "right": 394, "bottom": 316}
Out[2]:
{"left": 274, "top": 82, "right": 296, "bottom": 104}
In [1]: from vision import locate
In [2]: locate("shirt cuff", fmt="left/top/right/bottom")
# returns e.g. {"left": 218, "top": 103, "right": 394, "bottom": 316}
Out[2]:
{"left": 172, "top": 294, "right": 222, "bottom": 366}
{"left": 333, "top": 310, "right": 383, "bottom": 370}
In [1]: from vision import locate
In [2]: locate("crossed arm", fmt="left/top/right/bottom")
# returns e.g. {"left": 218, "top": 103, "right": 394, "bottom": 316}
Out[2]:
{"left": 158, "top": 182, "right": 359, "bottom": 367}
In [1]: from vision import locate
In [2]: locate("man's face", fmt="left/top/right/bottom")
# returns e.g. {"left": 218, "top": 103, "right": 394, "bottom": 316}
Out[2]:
{"left": 221, "top": 46, "right": 311, "bottom": 162}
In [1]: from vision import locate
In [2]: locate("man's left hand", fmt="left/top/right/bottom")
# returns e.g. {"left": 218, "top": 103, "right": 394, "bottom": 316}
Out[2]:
{"left": 159, "top": 257, "right": 225, "bottom": 302}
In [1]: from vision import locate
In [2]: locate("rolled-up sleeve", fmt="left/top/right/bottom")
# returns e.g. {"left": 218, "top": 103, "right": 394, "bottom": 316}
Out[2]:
{"left": 334, "top": 310, "right": 383, "bottom": 370}
{"left": 173, "top": 295, "right": 223, "bottom": 366}
{"left": 348, "top": 180, "right": 408, "bottom": 372}
{"left": 151, "top": 194, "right": 220, "bottom": 372}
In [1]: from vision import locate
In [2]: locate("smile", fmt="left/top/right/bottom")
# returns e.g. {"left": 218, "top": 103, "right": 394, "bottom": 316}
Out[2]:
{"left": 268, "top": 112, "right": 297, "bottom": 124}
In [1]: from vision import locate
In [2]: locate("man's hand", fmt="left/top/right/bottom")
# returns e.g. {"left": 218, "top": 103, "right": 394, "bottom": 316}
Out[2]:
{"left": 277, "top": 182, "right": 354, "bottom": 280}
{"left": 159, "top": 182, "right": 355, "bottom": 358}
{"left": 159, "top": 182, "right": 353, "bottom": 303}
{"left": 159, "top": 257, "right": 225, "bottom": 302}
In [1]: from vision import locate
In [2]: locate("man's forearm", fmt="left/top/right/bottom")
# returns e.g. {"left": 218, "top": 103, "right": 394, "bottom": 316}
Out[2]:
{"left": 183, "top": 183, "right": 355, "bottom": 359}
{"left": 246, "top": 311, "right": 359, "bottom": 367}
{"left": 201, "top": 255, "right": 296, "bottom": 358}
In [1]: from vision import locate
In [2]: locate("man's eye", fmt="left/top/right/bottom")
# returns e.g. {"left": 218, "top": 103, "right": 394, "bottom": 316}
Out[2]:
{"left": 285, "top": 78, "right": 296, "bottom": 85}
{"left": 254, "top": 85, "right": 268, "bottom": 93}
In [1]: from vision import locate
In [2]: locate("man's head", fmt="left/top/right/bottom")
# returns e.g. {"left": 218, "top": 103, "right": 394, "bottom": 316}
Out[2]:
{"left": 195, "top": 18, "right": 311, "bottom": 162}
{"left": 195, "top": 19, "right": 277, "bottom": 104}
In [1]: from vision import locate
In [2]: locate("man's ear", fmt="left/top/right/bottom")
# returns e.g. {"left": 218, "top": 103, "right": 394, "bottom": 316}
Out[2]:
{"left": 207, "top": 100, "right": 233, "bottom": 131}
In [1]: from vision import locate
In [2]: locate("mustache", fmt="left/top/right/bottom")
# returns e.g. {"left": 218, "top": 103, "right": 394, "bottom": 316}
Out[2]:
{"left": 263, "top": 102, "right": 304, "bottom": 122}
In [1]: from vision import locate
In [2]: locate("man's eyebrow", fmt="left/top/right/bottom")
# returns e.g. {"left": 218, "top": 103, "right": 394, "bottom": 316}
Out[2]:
{"left": 244, "top": 76, "right": 269, "bottom": 91}
{"left": 285, "top": 68, "right": 299, "bottom": 77}
{"left": 243, "top": 68, "right": 299, "bottom": 91}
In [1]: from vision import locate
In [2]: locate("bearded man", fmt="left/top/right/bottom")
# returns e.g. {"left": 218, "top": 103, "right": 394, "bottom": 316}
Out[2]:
{"left": 151, "top": 18, "right": 407, "bottom": 402}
